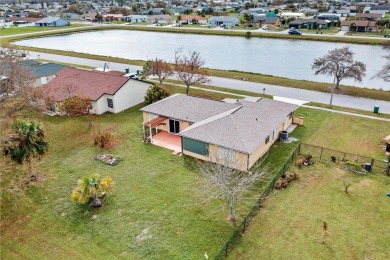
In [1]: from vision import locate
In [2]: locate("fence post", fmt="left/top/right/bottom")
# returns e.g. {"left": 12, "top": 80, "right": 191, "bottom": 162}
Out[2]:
{"left": 243, "top": 218, "right": 247, "bottom": 233}
{"left": 298, "top": 143, "right": 301, "bottom": 154}
{"left": 371, "top": 158, "right": 375, "bottom": 168}
{"left": 225, "top": 242, "right": 229, "bottom": 257}
{"left": 320, "top": 147, "right": 324, "bottom": 159}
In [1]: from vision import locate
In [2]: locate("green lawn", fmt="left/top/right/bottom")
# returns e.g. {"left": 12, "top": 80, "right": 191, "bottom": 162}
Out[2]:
{"left": 0, "top": 24, "right": 89, "bottom": 36}
{"left": 229, "top": 162, "right": 390, "bottom": 259}
{"left": 1, "top": 87, "right": 389, "bottom": 259}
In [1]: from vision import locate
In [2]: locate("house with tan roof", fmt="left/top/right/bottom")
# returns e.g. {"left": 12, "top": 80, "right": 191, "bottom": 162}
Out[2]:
{"left": 44, "top": 67, "right": 152, "bottom": 114}
{"left": 341, "top": 19, "right": 378, "bottom": 32}
{"left": 141, "top": 94, "right": 299, "bottom": 171}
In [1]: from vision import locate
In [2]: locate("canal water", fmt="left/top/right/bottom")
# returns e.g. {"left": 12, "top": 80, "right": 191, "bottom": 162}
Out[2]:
{"left": 15, "top": 30, "right": 389, "bottom": 90}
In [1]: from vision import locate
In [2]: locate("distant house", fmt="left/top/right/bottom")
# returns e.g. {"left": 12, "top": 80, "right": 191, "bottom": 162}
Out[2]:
{"left": 140, "top": 94, "right": 299, "bottom": 172}
{"left": 280, "top": 12, "right": 305, "bottom": 19}
{"left": 253, "top": 16, "right": 281, "bottom": 28}
{"left": 123, "top": 15, "right": 148, "bottom": 23}
{"left": 289, "top": 19, "right": 331, "bottom": 30}
{"left": 35, "top": 16, "right": 70, "bottom": 27}
{"left": 44, "top": 67, "right": 152, "bottom": 114}
{"left": 316, "top": 13, "right": 341, "bottom": 21}
{"left": 147, "top": 15, "right": 172, "bottom": 24}
{"left": 102, "top": 14, "right": 123, "bottom": 21}
{"left": 80, "top": 13, "right": 97, "bottom": 21}
{"left": 208, "top": 16, "right": 239, "bottom": 27}
{"left": 340, "top": 20, "right": 378, "bottom": 32}
{"left": 302, "top": 8, "right": 318, "bottom": 16}
{"left": 180, "top": 15, "right": 207, "bottom": 25}
{"left": 355, "top": 12, "right": 383, "bottom": 21}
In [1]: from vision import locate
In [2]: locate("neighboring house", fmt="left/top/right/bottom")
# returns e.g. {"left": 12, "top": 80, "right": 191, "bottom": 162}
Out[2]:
{"left": 340, "top": 19, "right": 378, "bottom": 32}
{"left": 316, "top": 13, "right": 341, "bottom": 21}
{"left": 280, "top": 12, "right": 305, "bottom": 19}
{"left": 289, "top": 19, "right": 331, "bottom": 29}
{"left": 102, "top": 14, "right": 123, "bottom": 21}
{"left": 180, "top": 15, "right": 207, "bottom": 24}
{"left": 123, "top": 15, "right": 148, "bottom": 23}
{"left": 44, "top": 67, "right": 152, "bottom": 114}
{"left": 355, "top": 12, "right": 383, "bottom": 21}
{"left": 208, "top": 16, "right": 239, "bottom": 26}
{"left": 80, "top": 12, "right": 97, "bottom": 21}
{"left": 302, "top": 8, "right": 318, "bottom": 16}
{"left": 370, "top": 5, "right": 390, "bottom": 14}
{"left": 20, "top": 60, "right": 65, "bottom": 87}
{"left": 141, "top": 94, "right": 299, "bottom": 172}
{"left": 253, "top": 16, "right": 281, "bottom": 28}
{"left": 35, "top": 16, "right": 70, "bottom": 26}
{"left": 147, "top": 15, "right": 172, "bottom": 24}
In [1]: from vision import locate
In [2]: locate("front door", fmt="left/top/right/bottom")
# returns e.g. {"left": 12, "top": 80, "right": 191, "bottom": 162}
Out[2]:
{"left": 169, "top": 119, "right": 180, "bottom": 134}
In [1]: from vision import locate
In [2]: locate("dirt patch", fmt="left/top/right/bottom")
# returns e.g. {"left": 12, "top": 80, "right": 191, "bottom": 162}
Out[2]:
{"left": 136, "top": 228, "right": 152, "bottom": 243}
{"left": 357, "top": 178, "right": 372, "bottom": 187}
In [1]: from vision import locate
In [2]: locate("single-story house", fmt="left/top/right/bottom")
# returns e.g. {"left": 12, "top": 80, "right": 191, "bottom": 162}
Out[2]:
{"left": 252, "top": 16, "right": 281, "bottom": 28}
{"left": 280, "top": 12, "right": 305, "bottom": 19}
{"left": 355, "top": 12, "right": 383, "bottom": 21}
{"left": 20, "top": 60, "right": 65, "bottom": 87}
{"left": 123, "top": 15, "right": 148, "bottom": 23}
{"left": 340, "top": 19, "right": 378, "bottom": 32}
{"left": 35, "top": 16, "right": 70, "bottom": 27}
{"left": 140, "top": 94, "right": 299, "bottom": 172}
{"left": 208, "top": 16, "right": 239, "bottom": 26}
{"left": 302, "top": 8, "right": 319, "bottom": 16}
{"left": 43, "top": 67, "right": 152, "bottom": 114}
{"left": 289, "top": 19, "right": 331, "bottom": 29}
{"left": 147, "top": 15, "right": 172, "bottom": 24}
{"left": 102, "top": 14, "right": 123, "bottom": 21}
{"left": 80, "top": 13, "right": 97, "bottom": 21}
{"left": 316, "top": 13, "right": 341, "bottom": 21}
{"left": 180, "top": 15, "right": 207, "bottom": 25}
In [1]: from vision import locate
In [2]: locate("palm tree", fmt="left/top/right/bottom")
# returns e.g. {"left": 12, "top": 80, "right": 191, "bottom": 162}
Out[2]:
{"left": 4, "top": 119, "right": 48, "bottom": 174}
{"left": 71, "top": 175, "right": 113, "bottom": 207}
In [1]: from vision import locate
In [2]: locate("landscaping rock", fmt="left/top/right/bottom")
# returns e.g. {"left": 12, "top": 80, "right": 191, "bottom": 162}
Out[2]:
{"left": 136, "top": 228, "right": 152, "bottom": 242}
{"left": 96, "top": 153, "right": 120, "bottom": 166}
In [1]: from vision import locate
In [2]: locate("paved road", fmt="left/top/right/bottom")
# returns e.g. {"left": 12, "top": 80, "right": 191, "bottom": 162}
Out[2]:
{"left": 29, "top": 51, "right": 390, "bottom": 114}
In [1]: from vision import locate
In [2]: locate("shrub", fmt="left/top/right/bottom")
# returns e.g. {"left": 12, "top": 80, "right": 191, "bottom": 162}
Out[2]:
{"left": 71, "top": 175, "right": 113, "bottom": 207}
{"left": 144, "top": 85, "right": 170, "bottom": 104}
{"left": 94, "top": 130, "right": 114, "bottom": 148}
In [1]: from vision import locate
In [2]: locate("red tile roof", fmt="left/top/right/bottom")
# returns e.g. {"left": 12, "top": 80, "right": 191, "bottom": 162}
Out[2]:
{"left": 341, "top": 20, "right": 377, "bottom": 27}
{"left": 44, "top": 67, "right": 129, "bottom": 102}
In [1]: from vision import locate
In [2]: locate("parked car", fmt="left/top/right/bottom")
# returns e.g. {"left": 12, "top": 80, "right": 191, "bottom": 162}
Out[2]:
{"left": 261, "top": 25, "right": 269, "bottom": 31}
{"left": 289, "top": 29, "right": 302, "bottom": 35}
{"left": 125, "top": 73, "right": 139, "bottom": 80}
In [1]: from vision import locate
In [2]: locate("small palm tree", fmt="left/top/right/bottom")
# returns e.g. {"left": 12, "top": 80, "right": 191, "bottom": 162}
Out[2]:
{"left": 71, "top": 175, "right": 114, "bottom": 207}
{"left": 3, "top": 119, "right": 48, "bottom": 174}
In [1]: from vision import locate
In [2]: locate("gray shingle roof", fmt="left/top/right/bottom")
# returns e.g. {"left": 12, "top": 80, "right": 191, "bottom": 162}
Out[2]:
{"left": 23, "top": 63, "right": 65, "bottom": 78}
{"left": 140, "top": 94, "right": 238, "bottom": 122}
{"left": 36, "top": 16, "right": 64, "bottom": 24}
{"left": 180, "top": 99, "right": 298, "bottom": 154}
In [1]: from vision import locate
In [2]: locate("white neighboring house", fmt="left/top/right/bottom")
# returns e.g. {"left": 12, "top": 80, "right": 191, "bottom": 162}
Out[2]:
{"left": 280, "top": 12, "right": 305, "bottom": 19}
{"left": 44, "top": 67, "right": 152, "bottom": 114}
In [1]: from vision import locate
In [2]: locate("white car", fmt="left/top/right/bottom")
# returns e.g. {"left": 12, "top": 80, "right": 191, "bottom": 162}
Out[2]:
{"left": 261, "top": 25, "right": 269, "bottom": 30}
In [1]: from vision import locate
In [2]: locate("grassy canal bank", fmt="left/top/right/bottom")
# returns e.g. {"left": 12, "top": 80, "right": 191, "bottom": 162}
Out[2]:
{"left": 2, "top": 25, "right": 389, "bottom": 102}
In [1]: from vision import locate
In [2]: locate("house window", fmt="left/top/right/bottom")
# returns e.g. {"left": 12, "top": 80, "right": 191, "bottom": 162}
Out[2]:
{"left": 107, "top": 98, "right": 114, "bottom": 108}
{"left": 169, "top": 119, "right": 180, "bottom": 134}
{"left": 273, "top": 127, "right": 278, "bottom": 140}
{"left": 182, "top": 138, "right": 209, "bottom": 156}
{"left": 265, "top": 135, "right": 270, "bottom": 144}
{"left": 219, "top": 147, "right": 235, "bottom": 162}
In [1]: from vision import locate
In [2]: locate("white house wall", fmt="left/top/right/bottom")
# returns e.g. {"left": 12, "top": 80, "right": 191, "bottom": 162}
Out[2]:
{"left": 111, "top": 80, "right": 151, "bottom": 113}
{"left": 93, "top": 80, "right": 151, "bottom": 114}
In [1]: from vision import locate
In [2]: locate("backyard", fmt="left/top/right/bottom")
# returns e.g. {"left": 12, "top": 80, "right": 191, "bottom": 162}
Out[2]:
{"left": 1, "top": 87, "right": 389, "bottom": 259}
{"left": 229, "top": 162, "right": 390, "bottom": 259}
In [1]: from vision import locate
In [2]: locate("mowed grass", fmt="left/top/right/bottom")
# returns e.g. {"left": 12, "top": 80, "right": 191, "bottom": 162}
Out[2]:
{"left": 0, "top": 24, "right": 89, "bottom": 36}
{"left": 229, "top": 162, "right": 390, "bottom": 259}
{"left": 1, "top": 88, "right": 389, "bottom": 259}
{"left": 0, "top": 104, "right": 250, "bottom": 259}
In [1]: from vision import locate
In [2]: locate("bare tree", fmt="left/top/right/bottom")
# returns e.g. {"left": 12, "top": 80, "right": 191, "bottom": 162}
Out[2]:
{"left": 141, "top": 58, "right": 173, "bottom": 86}
{"left": 312, "top": 47, "right": 366, "bottom": 106}
{"left": 0, "top": 45, "right": 47, "bottom": 122}
{"left": 195, "top": 157, "right": 267, "bottom": 222}
{"left": 174, "top": 49, "right": 210, "bottom": 94}
{"left": 374, "top": 55, "right": 390, "bottom": 82}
